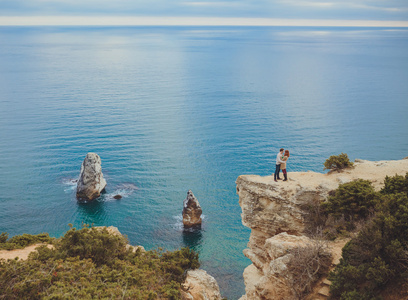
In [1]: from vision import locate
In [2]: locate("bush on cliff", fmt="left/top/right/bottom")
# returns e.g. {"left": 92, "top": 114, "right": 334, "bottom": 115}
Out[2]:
{"left": 381, "top": 172, "right": 408, "bottom": 195}
{"left": 324, "top": 153, "right": 354, "bottom": 171}
{"left": 0, "top": 225, "right": 200, "bottom": 300}
{"left": 310, "top": 179, "right": 379, "bottom": 240}
{"left": 322, "top": 179, "right": 377, "bottom": 222}
{"left": 328, "top": 173, "right": 408, "bottom": 299}
{"left": 0, "top": 232, "right": 53, "bottom": 250}
{"left": 54, "top": 225, "right": 129, "bottom": 266}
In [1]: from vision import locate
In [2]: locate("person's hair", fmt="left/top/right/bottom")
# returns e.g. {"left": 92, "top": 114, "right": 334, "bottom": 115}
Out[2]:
{"left": 285, "top": 150, "right": 290, "bottom": 157}
{"left": 280, "top": 148, "right": 284, "bottom": 152}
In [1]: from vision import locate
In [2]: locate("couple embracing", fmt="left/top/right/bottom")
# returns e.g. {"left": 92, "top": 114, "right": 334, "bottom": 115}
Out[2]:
{"left": 274, "top": 148, "right": 290, "bottom": 182}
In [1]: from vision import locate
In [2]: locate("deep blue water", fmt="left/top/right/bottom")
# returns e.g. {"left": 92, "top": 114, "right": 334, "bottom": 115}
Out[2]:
{"left": 0, "top": 26, "right": 407, "bottom": 299}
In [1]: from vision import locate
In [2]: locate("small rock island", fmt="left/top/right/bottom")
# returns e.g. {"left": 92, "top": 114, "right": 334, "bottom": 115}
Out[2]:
{"left": 182, "top": 190, "right": 203, "bottom": 228}
{"left": 76, "top": 153, "right": 107, "bottom": 201}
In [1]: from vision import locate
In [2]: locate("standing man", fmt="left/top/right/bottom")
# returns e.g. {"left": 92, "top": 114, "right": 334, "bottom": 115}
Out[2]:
{"left": 274, "top": 148, "right": 285, "bottom": 182}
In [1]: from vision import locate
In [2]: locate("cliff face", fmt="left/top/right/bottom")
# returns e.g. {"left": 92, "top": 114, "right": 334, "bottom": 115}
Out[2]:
{"left": 237, "top": 158, "right": 408, "bottom": 300}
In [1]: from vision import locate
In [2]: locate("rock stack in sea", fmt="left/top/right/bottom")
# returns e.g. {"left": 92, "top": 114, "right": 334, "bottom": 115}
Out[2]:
{"left": 182, "top": 190, "right": 203, "bottom": 228}
{"left": 76, "top": 153, "right": 107, "bottom": 201}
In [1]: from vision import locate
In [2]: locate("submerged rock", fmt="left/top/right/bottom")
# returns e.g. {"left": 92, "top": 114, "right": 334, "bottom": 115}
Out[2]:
{"left": 182, "top": 190, "right": 202, "bottom": 228}
{"left": 76, "top": 153, "right": 107, "bottom": 201}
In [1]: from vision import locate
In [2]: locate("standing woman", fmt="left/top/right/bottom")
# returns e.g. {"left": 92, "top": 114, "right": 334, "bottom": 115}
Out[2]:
{"left": 281, "top": 150, "right": 290, "bottom": 181}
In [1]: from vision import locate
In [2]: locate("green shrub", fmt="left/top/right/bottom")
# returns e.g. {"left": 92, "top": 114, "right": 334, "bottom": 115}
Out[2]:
{"left": 305, "top": 174, "right": 408, "bottom": 298}
{"left": 0, "top": 225, "right": 200, "bottom": 300}
{"left": 324, "top": 153, "right": 354, "bottom": 171}
{"left": 0, "top": 232, "right": 53, "bottom": 250}
{"left": 329, "top": 192, "right": 408, "bottom": 299}
{"left": 322, "top": 179, "right": 377, "bottom": 222}
{"left": 54, "top": 226, "right": 129, "bottom": 266}
{"left": 0, "top": 232, "right": 8, "bottom": 244}
{"left": 381, "top": 173, "right": 408, "bottom": 195}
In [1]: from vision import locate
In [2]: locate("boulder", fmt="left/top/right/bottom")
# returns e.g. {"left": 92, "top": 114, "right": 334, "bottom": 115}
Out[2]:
{"left": 76, "top": 153, "right": 107, "bottom": 201}
{"left": 181, "top": 269, "right": 222, "bottom": 300}
{"left": 182, "top": 190, "right": 202, "bottom": 228}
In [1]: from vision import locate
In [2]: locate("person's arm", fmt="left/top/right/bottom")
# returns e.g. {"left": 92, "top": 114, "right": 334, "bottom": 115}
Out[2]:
{"left": 278, "top": 155, "right": 286, "bottom": 164}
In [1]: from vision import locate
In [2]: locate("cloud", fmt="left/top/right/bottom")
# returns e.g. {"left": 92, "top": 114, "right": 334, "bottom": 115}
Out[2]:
{"left": 182, "top": 1, "right": 240, "bottom": 7}
{"left": 1, "top": 16, "right": 407, "bottom": 27}
{"left": 281, "top": 0, "right": 408, "bottom": 12}
{"left": 281, "top": 1, "right": 336, "bottom": 8}
{"left": 349, "top": 3, "right": 408, "bottom": 13}
{"left": 0, "top": 0, "right": 407, "bottom": 21}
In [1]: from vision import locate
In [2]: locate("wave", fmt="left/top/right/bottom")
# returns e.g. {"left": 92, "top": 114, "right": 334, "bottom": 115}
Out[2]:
{"left": 102, "top": 182, "right": 138, "bottom": 202}
{"left": 62, "top": 179, "right": 138, "bottom": 202}
{"left": 172, "top": 215, "right": 205, "bottom": 232}
{"left": 61, "top": 178, "right": 78, "bottom": 193}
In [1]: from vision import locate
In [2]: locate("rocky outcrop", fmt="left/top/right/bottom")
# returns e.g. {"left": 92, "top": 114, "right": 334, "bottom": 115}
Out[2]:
{"left": 242, "top": 233, "right": 316, "bottom": 300}
{"left": 237, "top": 158, "right": 408, "bottom": 300}
{"left": 182, "top": 190, "right": 202, "bottom": 228}
{"left": 181, "top": 269, "right": 222, "bottom": 300}
{"left": 76, "top": 153, "right": 107, "bottom": 201}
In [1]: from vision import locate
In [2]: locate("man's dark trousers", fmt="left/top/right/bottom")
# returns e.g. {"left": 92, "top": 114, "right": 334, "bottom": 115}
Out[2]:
{"left": 274, "top": 164, "right": 281, "bottom": 180}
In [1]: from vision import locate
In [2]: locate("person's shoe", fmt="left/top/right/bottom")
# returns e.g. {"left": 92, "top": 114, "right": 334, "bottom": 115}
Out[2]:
{"left": 283, "top": 179, "right": 287, "bottom": 181}
{"left": 277, "top": 178, "right": 282, "bottom": 180}
{"left": 274, "top": 180, "right": 278, "bottom": 182}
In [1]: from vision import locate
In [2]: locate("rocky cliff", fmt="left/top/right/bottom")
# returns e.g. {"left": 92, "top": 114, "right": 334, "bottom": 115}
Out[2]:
{"left": 237, "top": 158, "right": 408, "bottom": 300}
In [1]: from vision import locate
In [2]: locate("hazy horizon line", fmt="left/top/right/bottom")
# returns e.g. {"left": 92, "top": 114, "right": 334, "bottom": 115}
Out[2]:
{"left": 1, "top": 16, "right": 408, "bottom": 27}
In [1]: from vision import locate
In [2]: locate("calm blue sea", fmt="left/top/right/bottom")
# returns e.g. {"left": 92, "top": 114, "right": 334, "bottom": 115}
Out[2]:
{"left": 0, "top": 26, "right": 407, "bottom": 299}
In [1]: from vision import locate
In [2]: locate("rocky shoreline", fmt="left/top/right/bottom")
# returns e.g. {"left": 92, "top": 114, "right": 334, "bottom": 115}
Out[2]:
{"left": 2, "top": 158, "right": 407, "bottom": 299}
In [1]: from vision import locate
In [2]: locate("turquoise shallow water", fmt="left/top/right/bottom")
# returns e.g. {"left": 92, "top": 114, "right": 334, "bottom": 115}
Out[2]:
{"left": 0, "top": 26, "right": 408, "bottom": 299}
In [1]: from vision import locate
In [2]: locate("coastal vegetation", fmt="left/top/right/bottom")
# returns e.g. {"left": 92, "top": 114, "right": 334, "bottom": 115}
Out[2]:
{"left": 326, "top": 173, "right": 408, "bottom": 299}
{"left": 0, "top": 225, "right": 200, "bottom": 299}
{"left": 318, "top": 179, "right": 378, "bottom": 239}
{"left": 324, "top": 153, "right": 354, "bottom": 172}
{"left": 0, "top": 232, "right": 54, "bottom": 250}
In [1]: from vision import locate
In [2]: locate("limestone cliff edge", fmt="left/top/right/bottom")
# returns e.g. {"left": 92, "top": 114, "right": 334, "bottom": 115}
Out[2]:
{"left": 236, "top": 158, "right": 408, "bottom": 299}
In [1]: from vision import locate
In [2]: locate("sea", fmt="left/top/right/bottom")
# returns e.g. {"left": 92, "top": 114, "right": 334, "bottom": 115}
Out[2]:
{"left": 0, "top": 26, "right": 407, "bottom": 299}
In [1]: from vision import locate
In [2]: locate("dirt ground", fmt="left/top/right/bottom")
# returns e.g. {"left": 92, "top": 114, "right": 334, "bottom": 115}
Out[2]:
{"left": 0, "top": 244, "right": 52, "bottom": 260}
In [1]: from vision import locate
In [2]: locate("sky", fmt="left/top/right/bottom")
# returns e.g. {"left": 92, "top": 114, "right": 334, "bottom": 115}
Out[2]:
{"left": 1, "top": 0, "right": 408, "bottom": 26}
